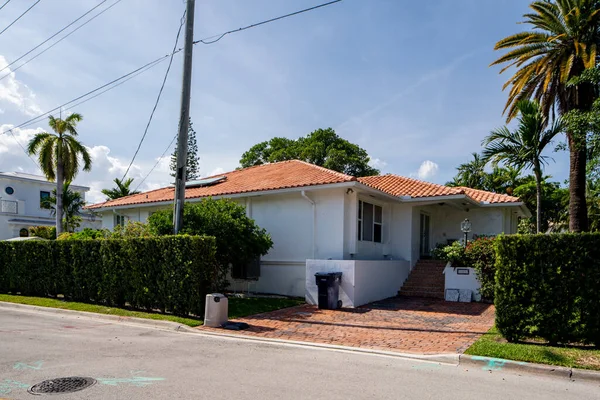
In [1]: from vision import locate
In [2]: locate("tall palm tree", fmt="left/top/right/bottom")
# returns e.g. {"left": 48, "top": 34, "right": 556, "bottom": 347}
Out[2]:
{"left": 101, "top": 177, "right": 141, "bottom": 200}
{"left": 482, "top": 100, "right": 563, "bottom": 233}
{"left": 42, "top": 181, "right": 87, "bottom": 233}
{"left": 491, "top": 0, "right": 600, "bottom": 232}
{"left": 27, "top": 113, "right": 91, "bottom": 235}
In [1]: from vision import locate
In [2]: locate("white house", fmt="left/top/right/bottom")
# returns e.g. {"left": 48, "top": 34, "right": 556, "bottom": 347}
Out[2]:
{"left": 88, "top": 160, "right": 530, "bottom": 305}
{"left": 0, "top": 172, "right": 100, "bottom": 240}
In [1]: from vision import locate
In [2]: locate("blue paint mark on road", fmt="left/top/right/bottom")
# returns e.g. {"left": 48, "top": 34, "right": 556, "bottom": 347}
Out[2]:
{"left": 13, "top": 360, "right": 43, "bottom": 370}
{"left": 97, "top": 376, "right": 165, "bottom": 387}
{"left": 0, "top": 379, "right": 30, "bottom": 395}
{"left": 471, "top": 356, "right": 527, "bottom": 371}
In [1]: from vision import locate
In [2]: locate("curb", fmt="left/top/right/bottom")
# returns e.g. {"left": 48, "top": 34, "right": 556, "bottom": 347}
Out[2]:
{"left": 459, "top": 354, "right": 600, "bottom": 382}
{"left": 0, "top": 301, "right": 199, "bottom": 334}
{"left": 0, "top": 301, "right": 459, "bottom": 365}
{"left": 191, "top": 328, "right": 460, "bottom": 365}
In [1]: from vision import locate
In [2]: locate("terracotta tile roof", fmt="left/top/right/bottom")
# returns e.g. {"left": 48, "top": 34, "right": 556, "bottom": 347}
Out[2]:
{"left": 358, "top": 174, "right": 520, "bottom": 204}
{"left": 457, "top": 186, "right": 520, "bottom": 204}
{"left": 88, "top": 160, "right": 356, "bottom": 209}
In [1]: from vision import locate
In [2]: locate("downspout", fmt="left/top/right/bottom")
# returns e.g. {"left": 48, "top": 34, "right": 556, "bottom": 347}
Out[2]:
{"left": 301, "top": 190, "right": 316, "bottom": 259}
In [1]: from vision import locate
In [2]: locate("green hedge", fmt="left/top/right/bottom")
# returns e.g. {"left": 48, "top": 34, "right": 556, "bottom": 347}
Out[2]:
{"left": 0, "top": 236, "right": 218, "bottom": 316}
{"left": 495, "top": 234, "right": 600, "bottom": 345}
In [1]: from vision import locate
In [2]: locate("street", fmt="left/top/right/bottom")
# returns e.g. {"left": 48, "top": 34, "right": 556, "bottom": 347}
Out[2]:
{"left": 0, "top": 308, "right": 598, "bottom": 400}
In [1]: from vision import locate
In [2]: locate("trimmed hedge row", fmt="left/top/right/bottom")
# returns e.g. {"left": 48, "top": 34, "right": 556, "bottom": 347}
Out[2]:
{"left": 0, "top": 236, "right": 219, "bottom": 316}
{"left": 495, "top": 234, "right": 600, "bottom": 345}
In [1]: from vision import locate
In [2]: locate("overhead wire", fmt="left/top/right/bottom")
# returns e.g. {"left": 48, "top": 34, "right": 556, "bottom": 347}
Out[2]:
{"left": 133, "top": 134, "right": 177, "bottom": 192}
{"left": 4, "top": 0, "right": 343, "bottom": 182}
{"left": 0, "top": 0, "right": 122, "bottom": 82}
{"left": 0, "top": 0, "right": 41, "bottom": 37}
{"left": 193, "top": 0, "right": 342, "bottom": 45}
{"left": 119, "top": 8, "right": 187, "bottom": 182}
{"left": 133, "top": 0, "right": 344, "bottom": 188}
{"left": 0, "top": 1, "right": 11, "bottom": 12}
{"left": 0, "top": 0, "right": 109, "bottom": 75}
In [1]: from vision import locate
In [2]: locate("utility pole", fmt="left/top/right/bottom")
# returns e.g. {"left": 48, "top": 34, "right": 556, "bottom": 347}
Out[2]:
{"left": 173, "top": 0, "right": 195, "bottom": 234}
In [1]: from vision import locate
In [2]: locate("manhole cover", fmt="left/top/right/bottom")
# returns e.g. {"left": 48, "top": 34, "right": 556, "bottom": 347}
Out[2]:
{"left": 28, "top": 377, "right": 96, "bottom": 395}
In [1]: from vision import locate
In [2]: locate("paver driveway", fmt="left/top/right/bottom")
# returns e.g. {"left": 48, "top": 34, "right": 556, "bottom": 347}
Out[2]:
{"left": 199, "top": 296, "right": 495, "bottom": 354}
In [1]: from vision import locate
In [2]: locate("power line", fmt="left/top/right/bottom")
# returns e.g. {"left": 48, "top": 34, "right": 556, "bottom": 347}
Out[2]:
{"left": 0, "top": 53, "right": 173, "bottom": 137}
{"left": 0, "top": 0, "right": 109, "bottom": 75}
{"left": 194, "top": 0, "right": 342, "bottom": 45}
{"left": 3, "top": 56, "right": 168, "bottom": 170}
{"left": 120, "top": 8, "right": 186, "bottom": 181}
{"left": 0, "top": 1, "right": 11, "bottom": 12}
{"left": 133, "top": 134, "right": 177, "bottom": 192}
{"left": 0, "top": 0, "right": 41, "bottom": 37}
{"left": 0, "top": 0, "right": 122, "bottom": 83}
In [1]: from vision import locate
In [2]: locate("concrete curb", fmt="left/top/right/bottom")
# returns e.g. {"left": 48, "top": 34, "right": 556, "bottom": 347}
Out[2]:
{"left": 0, "top": 301, "right": 199, "bottom": 334}
{"left": 459, "top": 354, "right": 600, "bottom": 382}
{"left": 0, "top": 301, "right": 459, "bottom": 365}
{"left": 190, "top": 328, "right": 461, "bottom": 365}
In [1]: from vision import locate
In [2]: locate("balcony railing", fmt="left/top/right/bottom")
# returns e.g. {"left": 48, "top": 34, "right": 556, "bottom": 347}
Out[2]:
{"left": 0, "top": 200, "right": 18, "bottom": 214}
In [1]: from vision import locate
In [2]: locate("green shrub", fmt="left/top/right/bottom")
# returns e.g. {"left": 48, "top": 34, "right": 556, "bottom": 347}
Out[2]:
{"left": 111, "top": 221, "right": 154, "bottom": 239}
{"left": 148, "top": 198, "right": 273, "bottom": 283}
{"left": 29, "top": 226, "right": 57, "bottom": 240}
{"left": 495, "top": 234, "right": 600, "bottom": 346}
{"left": 0, "top": 236, "right": 218, "bottom": 316}
{"left": 431, "top": 241, "right": 467, "bottom": 267}
{"left": 58, "top": 228, "right": 111, "bottom": 241}
{"left": 465, "top": 237, "right": 496, "bottom": 301}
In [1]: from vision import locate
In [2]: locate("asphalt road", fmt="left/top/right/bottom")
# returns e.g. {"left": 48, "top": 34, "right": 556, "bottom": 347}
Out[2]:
{"left": 0, "top": 307, "right": 598, "bottom": 400}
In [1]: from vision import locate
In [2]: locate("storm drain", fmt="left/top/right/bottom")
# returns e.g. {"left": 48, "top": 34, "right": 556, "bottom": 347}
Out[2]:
{"left": 28, "top": 377, "right": 96, "bottom": 395}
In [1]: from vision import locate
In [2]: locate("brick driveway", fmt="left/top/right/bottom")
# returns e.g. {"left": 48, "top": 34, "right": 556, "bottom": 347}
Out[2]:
{"left": 199, "top": 296, "right": 495, "bottom": 354}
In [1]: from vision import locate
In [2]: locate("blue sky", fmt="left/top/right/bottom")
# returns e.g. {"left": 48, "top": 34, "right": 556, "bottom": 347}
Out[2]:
{"left": 0, "top": 0, "right": 569, "bottom": 203}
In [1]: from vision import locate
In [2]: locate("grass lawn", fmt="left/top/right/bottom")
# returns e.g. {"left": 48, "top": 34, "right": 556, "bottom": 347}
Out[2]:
{"left": 465, "top": 326, "right": 600, "bottom": 371}
{"left": 0, "top": 294, "right": 304, "bottom": 328}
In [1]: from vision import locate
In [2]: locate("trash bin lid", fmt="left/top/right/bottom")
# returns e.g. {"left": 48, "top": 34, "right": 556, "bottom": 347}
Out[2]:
{"left": 314, "top": 272, "right": 332, "bottom": 277}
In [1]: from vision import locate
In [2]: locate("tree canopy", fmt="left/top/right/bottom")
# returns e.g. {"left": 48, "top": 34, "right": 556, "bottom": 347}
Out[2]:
{"left": 101, "top": 178, "right": 140, "bottom": 200}
{"left": 170, "top": 117, "right": 200, "bottom": 181}
{"left": 239, "top": 128, "right": 379, "bottom": 177}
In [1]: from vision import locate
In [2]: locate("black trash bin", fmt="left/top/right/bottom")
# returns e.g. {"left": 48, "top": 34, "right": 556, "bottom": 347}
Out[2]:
{"left": 314, "top": 272, "right": 343, "bottom": 309}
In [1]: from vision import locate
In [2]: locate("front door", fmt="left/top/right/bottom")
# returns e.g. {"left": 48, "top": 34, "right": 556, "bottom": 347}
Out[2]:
{"left": 419, "top": 213, "right": 431, "bottom": 257}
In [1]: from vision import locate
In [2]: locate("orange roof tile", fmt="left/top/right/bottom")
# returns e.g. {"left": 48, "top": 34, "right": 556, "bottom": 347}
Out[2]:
{"left": 358, "top": 175, "right": 520, "bottom": 204}
{"left": 88, "top": 160, "right": 356, "bottom": 209}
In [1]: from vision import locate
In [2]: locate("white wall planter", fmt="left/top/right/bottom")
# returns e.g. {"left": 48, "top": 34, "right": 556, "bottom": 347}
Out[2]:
{"left": 443, "top": 262, "right": 482, "bottom": 302}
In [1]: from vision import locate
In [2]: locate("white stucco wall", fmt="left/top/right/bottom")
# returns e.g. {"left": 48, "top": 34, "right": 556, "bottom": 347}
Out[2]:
{"left": 444, "top": 264, "right": 482, "bottom": 302}
{"left": 0, "top": 175, "right": 94, "bottom": 240}
{"left": 305, "top": 259, "right": 410, "bottom": 307}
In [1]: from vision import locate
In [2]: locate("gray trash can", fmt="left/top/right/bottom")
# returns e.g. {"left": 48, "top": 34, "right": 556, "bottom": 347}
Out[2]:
{"left": 314, "top": 272, "right": 342, "bottom": 309}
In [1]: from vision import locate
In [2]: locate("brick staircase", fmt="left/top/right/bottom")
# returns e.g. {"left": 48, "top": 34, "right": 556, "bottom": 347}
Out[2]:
{"left": 399, "top": 259, "right": 446, "bottom": 299}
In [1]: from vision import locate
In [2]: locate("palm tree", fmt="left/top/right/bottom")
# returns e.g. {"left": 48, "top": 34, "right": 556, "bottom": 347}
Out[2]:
{"left": 491, "top": 0, "right": 600, "bottom": 232}
{"left": 447, "top": 153, "right": 488, "bottom": 189}
{"left": 27, "top": 113, "right": 91, "bottom": 235}
{"left": 42, "top": 181, "right": 87, "bottom": 233}
{"left": 482, "top": 100, "right": 563, "bottom": 233}
{"left": 101, "top": 177, "right": 141, "bottom": 200}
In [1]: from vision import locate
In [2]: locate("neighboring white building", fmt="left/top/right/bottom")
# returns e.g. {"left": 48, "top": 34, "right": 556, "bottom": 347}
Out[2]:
{"left": 0, "top": 172, "right": 100, "bottom": 240}
{"left": 88, "top": 161, "right": 530, "bottom": 305}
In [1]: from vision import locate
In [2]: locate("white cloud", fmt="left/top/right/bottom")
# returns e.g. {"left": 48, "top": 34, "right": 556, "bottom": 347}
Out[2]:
{"left": 416, "top": 160, "right": 439, "bottom": 180}
{"left": 369, "top": 158, "right": 387, "bottom": 170}
{"left": 0, "top": 56, "right": 43, "bottom": 117}
{"left": 207, "top": 167, "right": 225, "bottom": 177}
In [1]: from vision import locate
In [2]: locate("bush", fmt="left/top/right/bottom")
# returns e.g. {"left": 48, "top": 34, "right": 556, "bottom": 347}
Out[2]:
{"left": 431, "top": 241, "right": 467, "bottom": 267}
{"left": 0, "top": 236, "right": 218, "bottom": 316}
{"left": 495, "top": 234, "right": 600, "bottom": 346}
{"left": 29, "top": 226, "right": 57, "bottom": 240}
{"left": 148, "top": 199, "right": 273, "bottom": 282}
{"left": 465, "top": 237, "right": 496, "bottom": 301}
{"left": 57, "top": 228, "right": 111, "bottom": 241}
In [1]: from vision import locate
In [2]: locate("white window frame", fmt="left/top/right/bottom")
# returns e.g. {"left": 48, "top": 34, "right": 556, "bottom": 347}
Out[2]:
{"left": 358, "top": 200, "right": 383, "bottom": 243}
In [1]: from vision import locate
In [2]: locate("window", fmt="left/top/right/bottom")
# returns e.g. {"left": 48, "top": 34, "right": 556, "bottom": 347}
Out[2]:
{"left": 358, "top": 200, "right": 383, "bottom": 243}
{"left": 19, "top": 228, "right": 29, "bottom": 237}
{"left": 114, "top": 214, "right": 127, "bottom": 227}
{"left": 5, "top": 186, "right": 14, "bottom": 195}
{"left": 40, "top": 191, "right": 51, "bottom": 208}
